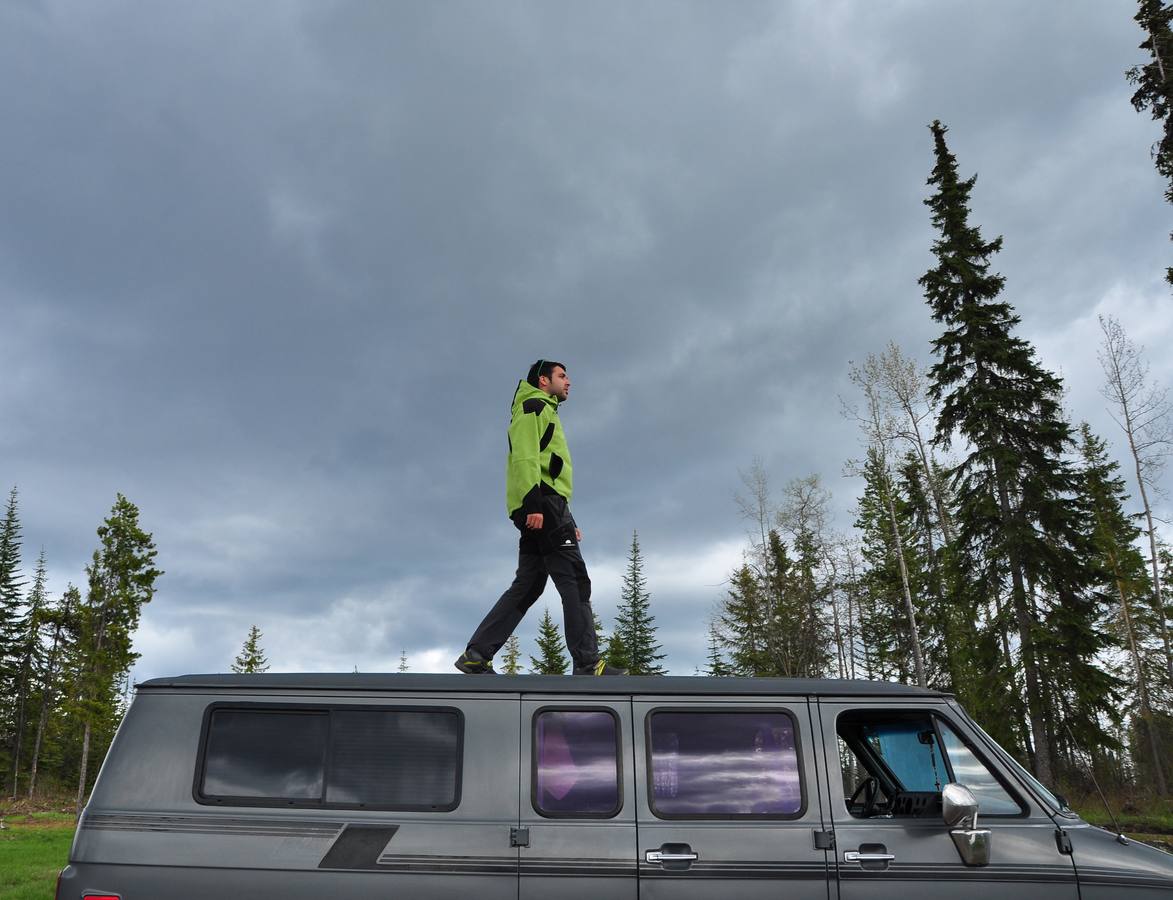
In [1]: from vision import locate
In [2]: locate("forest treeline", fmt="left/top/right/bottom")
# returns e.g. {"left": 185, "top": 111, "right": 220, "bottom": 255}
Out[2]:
{"left": 703, "top": 121, "right": 1173, "bottom": 799}
{"left": 0, "top": 492, "right": 160, "bottom": 810}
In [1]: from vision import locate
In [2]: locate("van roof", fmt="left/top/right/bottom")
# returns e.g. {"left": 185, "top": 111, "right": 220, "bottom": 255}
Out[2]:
{"left": 136, "top": 673, "right": 949, "bottom": 698}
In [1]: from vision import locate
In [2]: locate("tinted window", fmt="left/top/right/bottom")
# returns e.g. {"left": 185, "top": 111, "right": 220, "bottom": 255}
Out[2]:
{"left": 534, "top": 710, "right": 620, "bottom": 816}
{"left": 200, "top": 706, "right": 461, "bottom": 810}
{"left": 648, "top": 711, "right": 802, "bottom": 817}
{"left": 202, "top": 709, "right": 328, "bottom": 800}
{"left": 328, "top": 709, "right": 460, "bottom": 808}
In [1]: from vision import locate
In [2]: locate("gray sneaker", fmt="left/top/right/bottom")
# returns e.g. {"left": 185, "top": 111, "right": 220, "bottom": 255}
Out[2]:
{"left": 454, "top": 649, "right": 497, "bottom": 675}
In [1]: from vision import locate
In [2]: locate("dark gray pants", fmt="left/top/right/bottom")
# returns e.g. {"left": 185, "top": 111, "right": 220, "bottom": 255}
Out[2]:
{"left": 467, "top": 495, "right": 598, "bottom": 670}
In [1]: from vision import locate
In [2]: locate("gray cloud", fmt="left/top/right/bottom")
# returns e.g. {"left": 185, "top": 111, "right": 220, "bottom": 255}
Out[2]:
{"left": 1, "top": 0, "right": 1169, "bottom": 679}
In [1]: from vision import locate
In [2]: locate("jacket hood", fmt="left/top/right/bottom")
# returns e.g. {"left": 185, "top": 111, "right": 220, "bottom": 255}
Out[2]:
{"left": 511, "top": 379, "right": 559, "bottom": 413}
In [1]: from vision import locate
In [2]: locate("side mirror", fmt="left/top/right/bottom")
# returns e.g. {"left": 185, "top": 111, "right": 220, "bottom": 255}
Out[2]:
{"left": 942, "top": 782, "right": 979, "bottom": 828}
{"left": 942, "top": 782, "right": 990, "bottom": 867}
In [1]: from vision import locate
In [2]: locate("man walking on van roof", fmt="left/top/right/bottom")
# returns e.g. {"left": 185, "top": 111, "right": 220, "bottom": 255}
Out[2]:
{"left": 455, "top": 359, "right": 624, "bottom": 676}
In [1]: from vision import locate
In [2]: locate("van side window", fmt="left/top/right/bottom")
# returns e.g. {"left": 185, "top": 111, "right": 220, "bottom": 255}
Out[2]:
{"left": 198, "top": 706, "right": 462, "bottom": 811}
{"left": 647, "top": 710, "right": 803, "bottom": 818}
{"left": 936, "top": 718, "right": 1022, "bottom": 815}
{"left": 837, "top": 711, "right": 1024, "bottom": 819}
{"left": 533, "top": 709, "right": 620, "bottom": 817}
{"left": 203, "top": 709, "right": 328, "bottom": 800}
{"left": 327, "top": 709, "right": 461, "bottom": 808}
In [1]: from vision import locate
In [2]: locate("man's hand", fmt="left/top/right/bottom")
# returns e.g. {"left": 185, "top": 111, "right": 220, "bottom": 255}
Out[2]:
{"left": 575, "top": 528, "right": 583, "bottom": 542}
{"left": 526, "top": 513, "right": 544, "bottom": 530}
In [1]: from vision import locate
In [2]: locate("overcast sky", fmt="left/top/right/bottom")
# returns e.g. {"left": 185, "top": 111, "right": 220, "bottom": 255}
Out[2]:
{"left": 2, "top": 0, "right": 1170, "bottom": 680}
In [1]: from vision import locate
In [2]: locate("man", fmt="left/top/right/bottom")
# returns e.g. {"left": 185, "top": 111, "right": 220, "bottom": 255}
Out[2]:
{"left": 455, "top": 359, "right": 623, "bottom": 676}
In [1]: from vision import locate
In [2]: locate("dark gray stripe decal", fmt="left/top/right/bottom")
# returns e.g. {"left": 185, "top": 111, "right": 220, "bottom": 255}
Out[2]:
{"left": 376, "top": 854, "right": 518, "bottom": 875}
{"left": 641, "top": 861, "right": 826, "bottom": 880}
{"left": 838, "top": 862, "right": 1076, "bottom": 883}
{"left": 1076, "top": 866, "right": 1173, "bottom": 890}
{"left": 83, "top": 813, "right": 344, "bottom": 839}
{"left": 371, "top": 856, "right": 638, "bottom": 877}
{"left": 319, "top": 825, "right": 400, "bottom": 870}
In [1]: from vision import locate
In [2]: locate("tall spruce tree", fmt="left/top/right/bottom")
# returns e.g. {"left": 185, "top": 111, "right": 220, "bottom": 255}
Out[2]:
{"left": 9, "top": 549, "right": 48, "bottom": 797}
{"left": 0, "top": 486, "right": 25, "bottom": 794}
{"left": 613, "top": 532, "right": 666, "bottom": 675}
{"left": 232, "top": 626, "right": 270, "bottom": 673}
{"left": 73, "top": 494, "right": 162, "bottom": 812}
{"left": 920, "top": 121, "right": 1110, "bottom": 784}
{"left": 1127, "top": 0, "right": 1173, "bottom": 285}
{"left": 718, "top": 564, "right": 772, "bottom": 676}
{"left": 529, "top": 607, "right": 569, "bottom": 675}
{"left": 27, "top": 584, "right": 78, "bottom": 799}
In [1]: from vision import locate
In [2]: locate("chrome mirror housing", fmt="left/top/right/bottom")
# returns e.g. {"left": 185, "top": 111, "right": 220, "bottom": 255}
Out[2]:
{"left": 942, "top": 782, "right": 991, "bottom": 867}
{"left": 942, "top": 782, "right": 979, "bottom": 828}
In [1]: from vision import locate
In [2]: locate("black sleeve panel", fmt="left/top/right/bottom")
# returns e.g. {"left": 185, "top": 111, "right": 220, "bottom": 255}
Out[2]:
{"left": 521, "top": 484, "right": 543, "bottom": 517}
{"left": 522, "top": 398, "right": 546, "bottom": 415}
{"left": 539, "top": 422, "right": 556, "bottom": 451}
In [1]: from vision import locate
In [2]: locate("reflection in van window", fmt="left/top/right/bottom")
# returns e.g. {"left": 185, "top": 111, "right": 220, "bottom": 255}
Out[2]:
{"left": 648, "top": 711, "right": 802, "bottom": 817}
{"left": 534, "top": 710, "right": 619, "bottom": 816}
{"left": 937, "top": 719, "right": 1022, "bottom": 815}
{"left": 200, "top": 707, "right": 461, "bottom": 810}
{"left": 328, "top": 709, "right": 461, "bottom": 808}
{"left": 203, "top": 710, "right": 328, "bottom": 800}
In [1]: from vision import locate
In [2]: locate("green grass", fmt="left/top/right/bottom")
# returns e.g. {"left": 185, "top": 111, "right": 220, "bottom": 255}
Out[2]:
{"left": 0, "top": 813, "right": 75, "bottom": 900}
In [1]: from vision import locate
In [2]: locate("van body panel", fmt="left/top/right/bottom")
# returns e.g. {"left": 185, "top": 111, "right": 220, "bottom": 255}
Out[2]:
{"left": 632, "top": 697, "right": 829, "bottom": 899}
{"left": 817, "top": 698, "right": 1079, "bottom": 899}
{"left": 520, "top": 695, "right": 637, "bottom": 899}
{"left": 68, "top": 689, "right": 521, "bottom": 900}
{"left": 1066, "top": 823, "right": 1173, "bottom": 897}
{"left": 66, "top": 675, "right": 1171, "bottom": 898}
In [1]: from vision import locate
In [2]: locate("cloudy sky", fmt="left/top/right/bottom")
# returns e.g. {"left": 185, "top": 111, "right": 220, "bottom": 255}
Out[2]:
{"left": 2, "top": 0, "right": 1170, "bottom": 680}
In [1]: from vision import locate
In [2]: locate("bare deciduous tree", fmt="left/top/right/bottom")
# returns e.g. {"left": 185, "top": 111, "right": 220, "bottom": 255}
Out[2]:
{"left": 1098, "top": 314, "right": 1173, "bottom": 683}
{"left": 844, "top": 359, "right": 928, "bottom": 688}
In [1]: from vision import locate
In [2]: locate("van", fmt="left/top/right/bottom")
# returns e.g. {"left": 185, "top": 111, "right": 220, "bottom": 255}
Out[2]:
{"left": 58, "top": 673, "right": 1172, "bottom": 898}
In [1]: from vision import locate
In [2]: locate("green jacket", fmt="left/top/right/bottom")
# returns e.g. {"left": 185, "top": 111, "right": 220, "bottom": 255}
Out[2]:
{"left": 505, "top": 380, "right": 573, "bottom": 517}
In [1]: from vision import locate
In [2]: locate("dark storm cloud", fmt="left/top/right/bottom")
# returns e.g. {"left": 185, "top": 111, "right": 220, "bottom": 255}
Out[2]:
{"left": 0, "top": 0, "right": 1168, "bottom": 677}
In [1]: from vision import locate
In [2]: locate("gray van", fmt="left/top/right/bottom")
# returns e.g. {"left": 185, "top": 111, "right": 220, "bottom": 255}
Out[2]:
{"left": 57, "top": 673, "right": 1172, "bottom": 899}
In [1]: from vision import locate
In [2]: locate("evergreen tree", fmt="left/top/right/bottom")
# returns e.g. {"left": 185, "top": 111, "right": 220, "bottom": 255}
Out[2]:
{"left": 397, "top": 649, "right": 409, "bottom": 673}
{"left": 1126, "top": 0, "right": 1173, "bottom": 285}
{"left": 921, "top": 121, "right": 1111, "bottom": 784}
{"left": 27, "top": 584, "right": 78, "bottom": 799}
{"left": 718, "top": 564, "right": 772, "bottom": 676}
{"left": 529, "top": 607, "right": 569, "bottom": 675}
{"left": 854, "top": 448, "right": 920, "bottom": 683}
{"left": 613, "top": 532, "right": 666, "bottom": 675}
{"left": 604, "top": 626, "right": 630, "bottom": 673}
{"left": 1077, "top": 424, "right": 1166, "bottom": 793}
{"left": 72, "top": 494, "right": 162, "bottom": 812}
{"left": 703, "top": 621, "right": 731, "bottom": 676}
{"left": 9, "top": 549, "right": 48, "bottom": 797}
{"left": 0, "top": 486, "right": 26, "bottom": 795}
{"left": 501, "top": 635, "right": 523, "bottom": 674}
{"left": 232, "top": 626, "right": 270, "bottom": 674}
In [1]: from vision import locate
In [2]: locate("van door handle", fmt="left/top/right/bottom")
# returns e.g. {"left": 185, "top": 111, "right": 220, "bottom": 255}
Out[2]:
{"left": 645, "top": 843, "right": 699, "bottom": 870}
{"left": 844, "top": 851, "right": 896, "bottom": 863}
